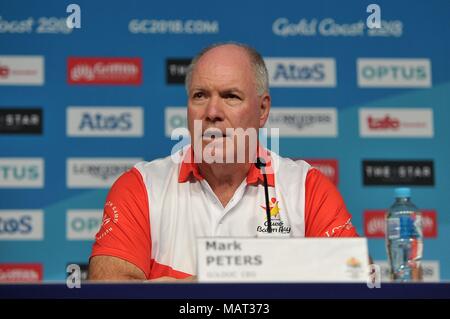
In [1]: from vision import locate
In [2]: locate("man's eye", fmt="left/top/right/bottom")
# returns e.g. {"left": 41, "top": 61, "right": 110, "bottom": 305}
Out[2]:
{"left": 193, "top": 92, "right": 205, "bottom": 99}
{"left": 226, "top": 94, "right": 241, "bottom": 100}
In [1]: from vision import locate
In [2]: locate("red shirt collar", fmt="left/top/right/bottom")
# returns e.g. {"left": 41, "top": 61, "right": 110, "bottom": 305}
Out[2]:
{"left": 178, "top": 146, "right": 275, "bottom": 187}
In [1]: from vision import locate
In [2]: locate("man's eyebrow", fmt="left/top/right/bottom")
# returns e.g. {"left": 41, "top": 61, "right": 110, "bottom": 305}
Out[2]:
{"left": 190, "top": 86, "right": 206, "bottom": 91}
{"left": 220, "top": 88, "right": 245, "bottom": 95}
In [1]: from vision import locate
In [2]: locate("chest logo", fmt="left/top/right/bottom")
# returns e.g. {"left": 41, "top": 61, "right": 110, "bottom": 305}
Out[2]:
{"left": 257, "top": 197, "right": 291, "bottom": 234}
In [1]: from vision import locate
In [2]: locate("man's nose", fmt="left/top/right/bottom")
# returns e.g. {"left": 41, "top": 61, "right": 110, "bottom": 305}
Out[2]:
{"left": 204, "top": 95, "right": 225, "bottom": 123}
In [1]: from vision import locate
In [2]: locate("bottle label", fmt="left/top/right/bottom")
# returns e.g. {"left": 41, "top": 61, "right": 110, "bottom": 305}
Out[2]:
{"left": 387, "top": 217, "right": 400, "bottom": 239}
{"left": 414, "top": 214, "right": 423, "bottom": 238}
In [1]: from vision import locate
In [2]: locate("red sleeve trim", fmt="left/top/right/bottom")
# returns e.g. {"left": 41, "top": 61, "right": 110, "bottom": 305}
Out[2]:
{"left": 90, "top": 167, "right": 152, "bottom": 279}
{"left": 149, "top": 260, "right": 192, "bottom": 279}
{"left": 305, "top": 168, "right": 358, "bottom": 237}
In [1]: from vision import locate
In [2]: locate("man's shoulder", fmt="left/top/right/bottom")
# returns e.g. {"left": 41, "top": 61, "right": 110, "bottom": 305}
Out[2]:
{"left": 268, "top": 151, "right": 314, "bottom": 189}
{"left": 270, "top": 151, "right": 312, "bottom": 175}
{"left": 133, "top": 153, "right": 179, "bottom": 185}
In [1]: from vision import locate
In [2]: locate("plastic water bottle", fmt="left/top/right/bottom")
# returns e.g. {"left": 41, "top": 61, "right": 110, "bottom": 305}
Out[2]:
{"left": 386, "top": 188, "right": 423, "bottom": 281}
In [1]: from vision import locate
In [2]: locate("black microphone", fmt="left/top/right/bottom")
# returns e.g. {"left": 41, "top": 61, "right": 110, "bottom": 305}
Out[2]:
{"left": 255, "top": 157, "right": 272, "bottom": 233}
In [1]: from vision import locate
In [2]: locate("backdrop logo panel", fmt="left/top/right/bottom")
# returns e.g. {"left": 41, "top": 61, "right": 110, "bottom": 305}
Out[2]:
{"left": 67, "top": 106, "right": 143, "bottom": 137}
{"left": 357, "top": 58, "right": 432, "bottom": 88}
{"left": 364, "top": 210, "right": 437, "bottom": 238}
{"left": 0, "top": 158, "right": 44, "bottom": 188}
{"left": 128, "top": 19, "right": 219, "bottom": 34}
{"left": 265, "top": 108, "right": 338, "bottom": 137}
{"left": 0, "top": 56, "right": 44, "bottom": 86}
{"left": 0, "top": 210, "right": 43, "bottom": 240}
{"left": 166, "top": 59, "right": 191, "bottom": 84}
{"left": 272, "top": 17, "right": 403, "bottom": 38}
{"left": 265, "top": 58, "right": 336, "bottom": 87}
{"left": 66, "top": 158, "right": 141, "bottom": 188}
{"left": 359, "top": 108, "right": 433, "bottom": 138}
{"left": 67, "top": 57, "right": 142, "bottom": 85}
{"left": 375, "top": 260, "right": 440, "bottom": 282}
{"left": 362, "top": 160, "right": 435, "bottom": 186}
{"left": 0, "top": 108, "right": 42, "bottom": 134}
{"left": 0, "top": 263, "right": 43, "bottom": 282}
{"left": 303, "top": 159, "right": 339, "bottom": 185}
{"left": 66, "top": 210, "right": 103, "bottom": 240}
{"left": 165, "top": 107, "right": 187, "bottom": 137}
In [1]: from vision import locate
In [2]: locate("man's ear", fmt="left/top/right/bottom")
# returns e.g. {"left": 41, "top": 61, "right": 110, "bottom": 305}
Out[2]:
{"left": 259, "top": 93, "right": 271, "bottom": 128}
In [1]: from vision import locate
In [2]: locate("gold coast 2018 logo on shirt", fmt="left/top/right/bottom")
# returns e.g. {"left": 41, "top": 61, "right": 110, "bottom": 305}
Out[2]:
{"left": 257, "top": 197, "right": 291, "bottom": 234}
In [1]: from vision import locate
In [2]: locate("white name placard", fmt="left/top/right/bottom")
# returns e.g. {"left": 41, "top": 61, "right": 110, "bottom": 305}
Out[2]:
{"left": 197, "top": 238, "right": 369, "bottom": 282}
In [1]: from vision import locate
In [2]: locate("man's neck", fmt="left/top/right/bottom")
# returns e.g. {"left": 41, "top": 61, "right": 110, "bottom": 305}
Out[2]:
{"left": 198, "top": 162, "right": 251, "bottom": 208}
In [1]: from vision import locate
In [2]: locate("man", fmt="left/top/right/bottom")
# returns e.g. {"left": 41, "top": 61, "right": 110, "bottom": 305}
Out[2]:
{"left": 89, "top": 43, "right": 358, "bottom": 281}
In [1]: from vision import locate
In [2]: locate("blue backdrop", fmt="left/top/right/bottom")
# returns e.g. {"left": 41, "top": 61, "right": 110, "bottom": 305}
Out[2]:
{"left": 0, "top": 0, "right": 449, "bottom": 281}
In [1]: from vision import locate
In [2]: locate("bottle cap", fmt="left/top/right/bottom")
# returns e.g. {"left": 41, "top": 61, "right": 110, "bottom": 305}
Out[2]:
{"left": 395, "top": 187, "right": 411, "bottom": 198}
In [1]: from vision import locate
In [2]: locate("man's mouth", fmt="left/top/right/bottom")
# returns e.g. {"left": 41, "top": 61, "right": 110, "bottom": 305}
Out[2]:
{"left": 202, "top": 128, "right": 230, "bottom": 140}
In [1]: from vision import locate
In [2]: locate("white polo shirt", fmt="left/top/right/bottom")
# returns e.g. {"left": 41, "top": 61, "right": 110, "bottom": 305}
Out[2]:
{"left": 91, "top": 146, "right": 357, "bottom": 279}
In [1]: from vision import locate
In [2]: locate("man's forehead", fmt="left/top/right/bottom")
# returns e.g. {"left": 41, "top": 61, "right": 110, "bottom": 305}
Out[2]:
{"left": 191, "top": 49, "right": 254, "bottom": 89}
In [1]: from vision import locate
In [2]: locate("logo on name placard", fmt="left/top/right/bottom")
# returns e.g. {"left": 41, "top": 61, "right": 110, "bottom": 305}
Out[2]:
{"left": 346, "top": 257, "right": 363, "bottom": 279}
{"left": 265, "top": 58, "right": 336, "bottom": 87}
{"left": 67, "top": 106, "right": 143, "bottom": 137}
{"left": 357, "top": 58, "right": 431, "bottom": 88}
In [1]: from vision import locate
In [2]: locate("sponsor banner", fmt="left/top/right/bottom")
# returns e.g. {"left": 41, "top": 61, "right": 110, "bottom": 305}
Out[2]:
{"left": 359, "top": 108, "right": 433, "bottom": 137}
{"left": 0, "top": 158, "right": 44, "bottom": 188}
{"left": 0, "top": 210, "right": 43, "bottom": 240}
{"left": 67, "top": 106, "right": 143, "bottom": 137}
{"left": 129, "top": 19, "right": 219, "bottom": 34}
{"left": 304, "top": 159, "right": 338, "bottom": 185}
{"left": 363, "top": 160, "right": 434, "bottom": 186}
{"left": 375, "top": 260, "right": 440, "bottom": 282}
{"left": 0, "top": 56, "right": 44, "bottom": 85}
{"left": 66, "top": 210, "right": 102, "bottom": 240}
{"left": 0, "top": 108, "right": 42, "bottom": 134}
{"left": 357, "top": 58, "right": 432, "bottom": 88}
{"left": 166, "top": 58, "right": 191, "bottom": 84}
{"left": 164, "top": 107, "right": 337, "bottom": 138}
{"left": 265, "top": 108, "right": 337, "bottom": 137}
{"left": 66, "top": 158, "right": 141, "bottom": 188}
{"left": 165, "top": 107, "right": 187, "bottom": 137}
{"left": 364, "top": 210, "right": 437, "bottom": 238}
{"left": 0, "top": 16, "right": 72, "bottom": 34}
{"left": 0, "top": 263, "right": 43, "bottom": 282}
{"left": 272, "top": 18, "right": 403, "bottom": 38}
{"left": 67, "top": 57, "right": 142, "bottom": 85}
{"left": 265, "top": 58, "right": 336, "bottom": 87}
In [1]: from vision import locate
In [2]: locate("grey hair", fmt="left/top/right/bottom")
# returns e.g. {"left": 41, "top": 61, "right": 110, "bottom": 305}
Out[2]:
{"left": 185, "top": 42, "right": 269, "bottom": 96}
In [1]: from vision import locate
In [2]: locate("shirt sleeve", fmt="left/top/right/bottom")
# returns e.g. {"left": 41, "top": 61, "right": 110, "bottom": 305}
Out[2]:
{"left": 304, "top": 168, "right": 359, "bottom": 237}
{"left": 90, "top": 167, "right": 152, "bottom": 278}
